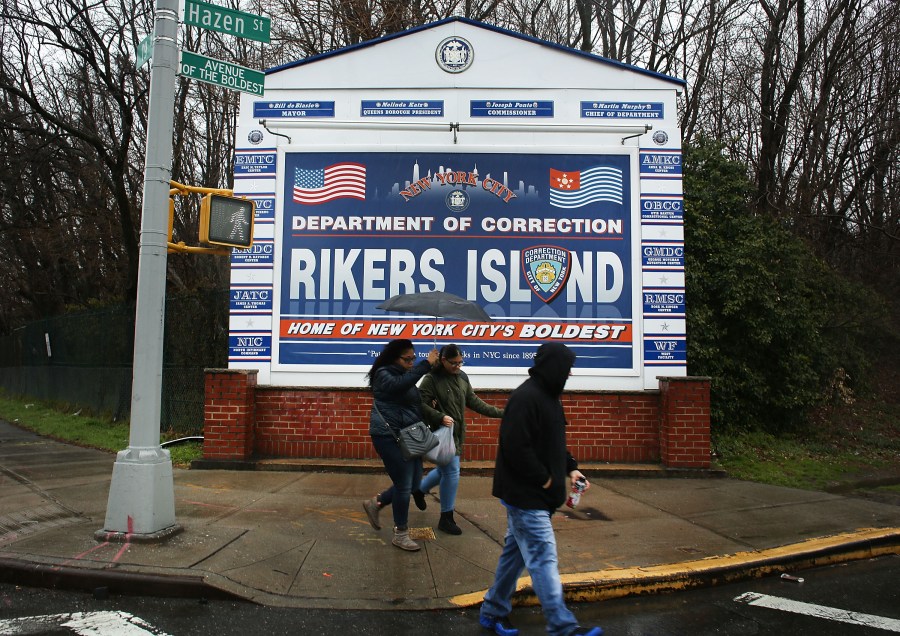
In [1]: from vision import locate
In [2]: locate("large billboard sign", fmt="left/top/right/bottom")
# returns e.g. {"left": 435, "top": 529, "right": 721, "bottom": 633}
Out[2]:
{"left": 229, "top": 17, "right": 688, "bottom": 390}
{"left": 272, "top": 151, "right": 639, "bottom": 375}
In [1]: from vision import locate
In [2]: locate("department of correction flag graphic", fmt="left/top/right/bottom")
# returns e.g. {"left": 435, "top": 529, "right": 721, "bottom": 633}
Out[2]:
{"left": 293, "top": 162, "right": 366, "bottom": 205}
{"left": 549, "top": 166, "right": 623, "bottom": 208}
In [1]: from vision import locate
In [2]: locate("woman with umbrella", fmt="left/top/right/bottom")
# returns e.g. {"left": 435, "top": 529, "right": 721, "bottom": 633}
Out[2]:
{"left": 414, "top": 344, "right": 504, "bottom": 534}
{"left": 362, "top": 339, "right": 439, "bottom": 551}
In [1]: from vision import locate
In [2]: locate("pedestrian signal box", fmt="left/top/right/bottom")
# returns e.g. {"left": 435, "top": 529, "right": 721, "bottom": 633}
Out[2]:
{"left": 199, "top": 193, "right": 254, "bottom": 249}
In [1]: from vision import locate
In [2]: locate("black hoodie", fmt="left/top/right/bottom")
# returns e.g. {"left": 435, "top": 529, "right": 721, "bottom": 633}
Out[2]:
{"left": 492, "top": 343, "right": 578, "bottom": 511}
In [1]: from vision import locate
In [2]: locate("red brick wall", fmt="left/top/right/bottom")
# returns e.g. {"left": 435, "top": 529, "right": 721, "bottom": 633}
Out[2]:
{"left": 563, "top": 392, "right": 660, "bottom": 463}
{"left": 203, "top": 370, "right": 711, "bottom": 468}
{"left": 202, "top": 369, "right": 257, "bottom": 460}
{"left": 461, "top": 391, "right": 660, "bottom": 462}
{"left": 254, "top": 388, "right": 373, "bottom": 459}
{"left": 659, "top": 376, "right": 711, "bottom": 468}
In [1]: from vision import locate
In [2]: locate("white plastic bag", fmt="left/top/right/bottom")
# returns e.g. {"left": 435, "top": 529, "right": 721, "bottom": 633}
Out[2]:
{"left": 423, "top": 423, "right": 456, "bottom": 466}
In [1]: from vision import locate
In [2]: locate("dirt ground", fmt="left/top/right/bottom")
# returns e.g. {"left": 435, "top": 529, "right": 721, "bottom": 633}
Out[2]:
{"left": 818, "top": 347, "right": 900, "bottom": 506}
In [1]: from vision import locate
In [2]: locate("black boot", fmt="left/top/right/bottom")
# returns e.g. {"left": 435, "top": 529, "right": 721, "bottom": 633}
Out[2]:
{"left": 412, "top": 489, "right": 427, "bottom": 511}
{"left": 438, "top": 510, "right": 462, "bottom": 535}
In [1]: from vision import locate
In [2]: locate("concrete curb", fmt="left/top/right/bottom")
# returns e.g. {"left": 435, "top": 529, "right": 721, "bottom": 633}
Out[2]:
{"left": 0, "top": 557, "right": 239, "bottom": 602}
{"left": 448, "top": 527, "right": 900, "bottom": 608}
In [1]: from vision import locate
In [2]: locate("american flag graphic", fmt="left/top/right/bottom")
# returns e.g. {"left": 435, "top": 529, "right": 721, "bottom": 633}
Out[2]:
{"left": 293, "top": 163, "right": 366, "bottom": 205}
{"left": 549, "top": 166, "right": 623, "bottom": 208}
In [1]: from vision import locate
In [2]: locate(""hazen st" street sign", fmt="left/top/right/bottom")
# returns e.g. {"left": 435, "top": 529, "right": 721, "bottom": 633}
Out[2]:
{"left": 183, "top": 0, "right": 271, "bottom": 43}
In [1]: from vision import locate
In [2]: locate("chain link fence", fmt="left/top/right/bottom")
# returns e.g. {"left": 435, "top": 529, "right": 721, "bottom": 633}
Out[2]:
{"left": 0, "top": 290, "right": 229, "bottom": 436}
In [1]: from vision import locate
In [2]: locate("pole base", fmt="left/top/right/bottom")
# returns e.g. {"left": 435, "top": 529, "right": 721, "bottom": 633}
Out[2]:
{"left": 95, "top": 523, "right": 183, "bottom": 544}
{"left": 102, "top": 447, "right": 176, "bottom": 535}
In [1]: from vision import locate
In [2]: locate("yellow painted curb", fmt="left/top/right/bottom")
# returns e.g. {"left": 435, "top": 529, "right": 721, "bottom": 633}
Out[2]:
{"left": 449, "top": 527, "right": 900, "bottom": 607}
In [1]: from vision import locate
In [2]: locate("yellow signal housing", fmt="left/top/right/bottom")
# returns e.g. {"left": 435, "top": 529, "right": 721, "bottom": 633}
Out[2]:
{"left": 199, "top": 193, "right": 255, "bottom": 249}
{"left": 167, "top": 197, "right": 176, "bottom": 242}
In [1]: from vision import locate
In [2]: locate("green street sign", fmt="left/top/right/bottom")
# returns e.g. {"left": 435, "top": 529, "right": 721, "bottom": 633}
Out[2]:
{"left": 179, "top": 50, "right": 265, "bottom": 95}
{"left": 136, "top": 34, "right": 153, "bottom": 68}
{"left": 183, "top": 0, "right": 270, "bottom": 43}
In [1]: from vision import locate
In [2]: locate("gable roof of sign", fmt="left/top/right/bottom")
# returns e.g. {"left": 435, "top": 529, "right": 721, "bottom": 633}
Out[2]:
{"left": 266, "top": 16, "right": 685, "bottom": 87}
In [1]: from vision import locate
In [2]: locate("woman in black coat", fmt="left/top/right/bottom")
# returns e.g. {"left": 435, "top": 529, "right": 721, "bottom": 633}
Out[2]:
{"left": 362, "top": 338, "right": 438, "bottom": 551}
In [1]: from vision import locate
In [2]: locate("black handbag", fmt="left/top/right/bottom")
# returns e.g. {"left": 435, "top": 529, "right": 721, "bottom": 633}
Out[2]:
{"left": 374, "top": 404, "right": 439, "bottom": 460}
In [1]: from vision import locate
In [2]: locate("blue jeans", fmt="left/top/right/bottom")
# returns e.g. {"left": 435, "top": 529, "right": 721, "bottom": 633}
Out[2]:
{"left": 419, "top": 455, "right": 460, "bottom": 513}
{"left": 371, "top": 434, "right": 422, "bottom": 528}
{"left": 480, "top": 505, "right": 579, "bottom": 636}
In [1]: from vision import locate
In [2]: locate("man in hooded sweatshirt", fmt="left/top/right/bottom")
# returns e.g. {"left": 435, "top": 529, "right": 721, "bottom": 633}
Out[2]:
{"left": 479, "top": 343, "right": 602, "bottom": 636}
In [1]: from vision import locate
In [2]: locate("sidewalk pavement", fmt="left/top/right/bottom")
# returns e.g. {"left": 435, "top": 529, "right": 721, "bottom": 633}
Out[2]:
{"left": 2, "top": 419, "right": 899, "bottom": 610}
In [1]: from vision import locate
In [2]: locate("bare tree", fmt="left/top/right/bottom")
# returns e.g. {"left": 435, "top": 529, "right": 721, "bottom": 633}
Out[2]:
{"left": 2, "top": 0, "right": 897, "bottom": 334}
{"left": 0, "top": 0, "right": 153, "bottom": 326}
{"left": 749, "top": 0, "right": 862, "bottom": 218}
{"left": 269, "top": 0, "right": 461, "bottom": 61}
{"left": 786, "top": 0, "right": 900, "bottom": 295}
{"left": 0, "top": 0, "right": 252, "bottom": 321}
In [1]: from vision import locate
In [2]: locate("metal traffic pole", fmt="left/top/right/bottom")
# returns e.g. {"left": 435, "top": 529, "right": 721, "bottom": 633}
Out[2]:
{"left": 99, "top": 0, "right": 181, "bottom": 539}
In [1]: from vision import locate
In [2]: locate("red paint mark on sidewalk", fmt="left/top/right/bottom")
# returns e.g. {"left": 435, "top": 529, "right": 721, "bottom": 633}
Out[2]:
{"left": 110, "top": 516, "right": 134, "bottom": 562}
{"left": 55, "top": 541, "right": 110, "bottom": 569}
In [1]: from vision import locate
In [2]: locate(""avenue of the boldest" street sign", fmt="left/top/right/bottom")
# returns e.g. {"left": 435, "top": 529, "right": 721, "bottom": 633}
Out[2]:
{"left": 180, "top": 50, "right": 265, "bottom": 96}
{"left": 183, "top": 0, "right": 271, "bottom": 43}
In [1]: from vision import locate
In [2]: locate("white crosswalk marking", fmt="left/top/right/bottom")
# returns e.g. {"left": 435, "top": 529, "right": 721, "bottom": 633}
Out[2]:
{"left": 735, "top": 592, "right": 900, "bottom": 632}
{"left": 0, "top": 611, "right": 172, "bottom": 635}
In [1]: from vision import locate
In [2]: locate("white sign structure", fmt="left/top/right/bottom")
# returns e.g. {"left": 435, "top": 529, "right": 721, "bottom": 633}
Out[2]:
{"left": 228, "top": 17, "right": 687, "bottom": 391}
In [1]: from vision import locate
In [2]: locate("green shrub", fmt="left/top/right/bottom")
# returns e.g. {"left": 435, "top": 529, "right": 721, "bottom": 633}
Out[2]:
{"left": 683, "top": 138, "right": 888, "bottom": 433}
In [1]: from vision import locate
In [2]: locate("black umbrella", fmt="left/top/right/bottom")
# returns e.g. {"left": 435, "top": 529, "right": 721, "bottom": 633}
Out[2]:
{"left": 377, "top": 291, "right": 491, "bottom": 347}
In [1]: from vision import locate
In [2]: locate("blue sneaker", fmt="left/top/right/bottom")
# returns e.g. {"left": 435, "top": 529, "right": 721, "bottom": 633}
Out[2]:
{"left": 479, "top": 614, "right": 519, "bottom": 636}
{"left": 569, "top": 628, "right": 604, "bottom": 636}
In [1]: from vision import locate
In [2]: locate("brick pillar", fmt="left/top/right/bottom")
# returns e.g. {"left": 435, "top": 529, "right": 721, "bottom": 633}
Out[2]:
{"left": 658, "top": 376, "right": 711, "bottom": 468}
{"left": 203, "top": 369, "right": 258, "bottom": 460}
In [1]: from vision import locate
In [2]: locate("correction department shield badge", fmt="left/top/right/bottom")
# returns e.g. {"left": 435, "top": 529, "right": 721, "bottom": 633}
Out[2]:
{"left": 522, "top": 246, "right": 571, "bottom": 303}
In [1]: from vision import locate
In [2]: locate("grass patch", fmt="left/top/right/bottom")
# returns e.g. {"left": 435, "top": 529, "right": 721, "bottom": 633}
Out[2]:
{"left": 0, "top": 391, "right": 202, "bottom": 468}
{"left": 712, "top": 429, "right": 887, "bottom": 490}
{"left": 0, "top": 393, "right": 129, "bottom": 451}
{"left": 165, "top": 442, "right": 203, "bottom": 467}
{"left": 713, "top": 397, "right": 900, "bottom": 491}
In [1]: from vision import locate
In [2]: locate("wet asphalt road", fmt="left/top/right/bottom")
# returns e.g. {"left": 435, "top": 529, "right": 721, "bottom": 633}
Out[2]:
{"left": 1, "top": 555, "right": 898, "bottom": 635}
